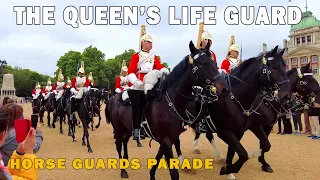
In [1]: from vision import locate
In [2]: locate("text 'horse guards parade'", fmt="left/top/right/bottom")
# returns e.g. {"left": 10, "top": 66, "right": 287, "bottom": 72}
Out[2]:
{"left": 105, "top": 24, "right": 229, "bottom": 180}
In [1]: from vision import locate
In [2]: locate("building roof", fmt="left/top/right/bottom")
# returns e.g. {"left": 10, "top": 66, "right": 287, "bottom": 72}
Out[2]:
{"left": 290, "top": 11, "right": 320, "bottom": 32}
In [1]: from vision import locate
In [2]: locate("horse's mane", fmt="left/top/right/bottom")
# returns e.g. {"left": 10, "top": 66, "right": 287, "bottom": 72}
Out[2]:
{"left": 287, "top": 68, "right": 297, "bottom": 76}
{"left": 230, "top": 57, "right": 257, "bottom": 77}
{"left": 162, "top": 56, "right": 188, "bottom": 90}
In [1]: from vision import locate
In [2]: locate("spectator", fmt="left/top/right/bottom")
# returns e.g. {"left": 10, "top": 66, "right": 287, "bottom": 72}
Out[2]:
{"left": 292, "top": 111, "right": 303, "bottom": 136}
{"left": 1, "top": 98, "right": 10, "bottom": 106}
{"left": 0, "top": 104, "right": 43, "bottom": 166}
{"left": 0, "top": 106, "right": 38, "bottom": 179}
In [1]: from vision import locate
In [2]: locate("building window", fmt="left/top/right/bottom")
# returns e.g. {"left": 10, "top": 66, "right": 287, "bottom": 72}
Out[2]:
{"left": 312, "top": 67, "right": 318, "bottom": 74}
{"left": 312, "top": 56, "right": 318, "bottom": 62}
{"left": 296, "top": 38, "right": 300, "bottom": 45}
{"left": 302, "top": 37, "right": 306, "bottom": 43}
{"left": 307, "top": 35, "right": 312, "bottom": 43}
{"left": 291, "top": 58, "right": 298, "bottom": 65}
{"left": 301, "top": 56, "right": 308, "bottom": 64}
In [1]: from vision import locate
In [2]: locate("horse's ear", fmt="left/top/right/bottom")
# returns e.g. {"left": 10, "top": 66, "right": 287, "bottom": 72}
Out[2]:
{"left": 271, "top": 45, "right": 279, "bottom": 57}
{"left": 205, "top": 41, "right": 210, "bottom": 51}
{"left": 301, "top": 62, "right": 311, "bottom": 73}
{"left": 189, "top": 41, "right": 197, "bottom": 54}
{"left": 278, "top": 48, "right": 285, "bottom": 57}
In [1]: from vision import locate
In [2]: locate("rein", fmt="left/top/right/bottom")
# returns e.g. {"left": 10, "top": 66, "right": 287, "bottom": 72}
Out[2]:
{"left": 164, "top": 53, "right": 220, "bottom": 125}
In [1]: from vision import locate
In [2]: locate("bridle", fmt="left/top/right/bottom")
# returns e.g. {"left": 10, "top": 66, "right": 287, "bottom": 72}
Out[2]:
{"left": 224, "top": 54, "right": 290, "bottom": 116}
{"left": 164, "top": 51, "right": 224, "bottom": 124}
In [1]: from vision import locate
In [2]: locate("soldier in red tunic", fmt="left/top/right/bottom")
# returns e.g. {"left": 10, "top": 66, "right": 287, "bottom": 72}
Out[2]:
{"left": 70, "top": 61, "right": 91, "bottom": 111}
{"left": 115, "top": 60, "right": 129, "bottom": 94}
{"left": 51, "top": 69, "right": 67, "bottom": 112}
{"left": 127, "top": 25, "right": 169, "bottom": 140}
{"left": 88, "top": 72, "right": 95, "bottom": 87}
{"left": 32, "top": 82, "right": 42, "bottom": 111}
{"left": 42, "top": 78, "right": 53, "bottom": 106}
{"left": 220, "top": 35, "right": 242, "bottom": 74}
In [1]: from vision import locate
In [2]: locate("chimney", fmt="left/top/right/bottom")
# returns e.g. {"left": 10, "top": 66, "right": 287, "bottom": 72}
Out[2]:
{"left": 263, "top": 43, "right": 267, "bottom": 53}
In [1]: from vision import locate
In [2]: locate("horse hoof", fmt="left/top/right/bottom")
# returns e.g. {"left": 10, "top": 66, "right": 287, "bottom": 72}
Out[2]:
{"left": 121, "top": 170, "right": 128, "bottom": 178}
{"left": 95, "top": 125, "right": 99, "bottom": 129}
{"left": 82, "top": 142, "right": 86, "bottom": 146}
{"left": 73, "top": 139, "right": 77, "bottom": 142}
{"left": 227, "top": 174, "right": 236, "bottom": 180}
{"left": 68, "top": 132, "right": 71, "bottom": 136}
{"left": 262, "top": 165, "right": 273, "bottom": 173}
{"left": 150, "top": 176, "right": 155, "bottom": 180}
{"left": 193, "top": 149, "right": 201, "bottom": 154}
{"left": 60, "top": 131, "right": 64, "bottom": 134}
{"left": 137, "top": 143, "right": 143, "bottom": 147}
{"left": 220, "top": 165, "right": 228, "bottom": 175}
{"left": 88, "top": 148, "right": 93, "bottom": 153}
{"left": 52, "top": 125, "right": 56, "bottom": 129}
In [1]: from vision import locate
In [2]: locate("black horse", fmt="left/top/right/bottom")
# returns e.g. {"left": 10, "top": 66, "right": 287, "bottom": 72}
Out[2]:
{"left": 53, "top": 88, "right": 73, "bottom": 136}
{"left": 174, "top": 46, "right": 292, "bottom": 179}
{"left": 76, "top": 87, "right": 100, "bottom": 153}
{"left": 106, "top": 41, "right": 229, "bottom": 179}
{"left": 223, "top": 63, "right": 320, "bottom": 179}
{"left": 45, "top": 93, "right": 55, "bottom": 127}
{"left": 89, "top": 88, "right": 106, "bottom": 130}
{"left": 32, "top": 93, "right": 45, "bottom": 123}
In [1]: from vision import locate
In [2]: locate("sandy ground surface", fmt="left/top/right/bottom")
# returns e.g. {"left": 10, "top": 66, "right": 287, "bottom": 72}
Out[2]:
{"left": 19, "top": 103, "right": 320, "bottom": 180}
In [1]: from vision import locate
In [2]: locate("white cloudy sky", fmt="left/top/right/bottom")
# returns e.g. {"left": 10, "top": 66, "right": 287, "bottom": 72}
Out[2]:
{"left": 0, "top": 0, "right": 319, "bottom": 76}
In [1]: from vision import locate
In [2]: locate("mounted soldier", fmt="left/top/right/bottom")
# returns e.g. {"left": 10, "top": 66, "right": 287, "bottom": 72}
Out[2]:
{"left": 70, "top": 61, "right": 91, "bottom": 111}
{"left": 52, "top": 69, "right": 67, "bottom": 111}
{"left": 127, "top": 24, "right": 169, "bottom": 140}
{"left": 42, "top": 78, "right": 53, "bottom": 105}
{"left": 32, "top": 82, "right": 42, "bottom": 109}
{"left": 220, "top": 35, "right": 242, "bottom": 74}
{"left": 197, "top": 22, "right": 218, "bottom": 66}
{"left": 115, "top": 60, "right": 129, "bottom": 94}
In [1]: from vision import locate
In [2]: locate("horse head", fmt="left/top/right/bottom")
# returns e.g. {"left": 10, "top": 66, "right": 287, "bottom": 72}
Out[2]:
{"left": 86, "top": 88, "right": 100, "bottom": 109}
{"left": 288, "top": 62, "right": 320, "bottom": 104}
{"left": 187, "top": 40, "right": 228, "bottom": 96}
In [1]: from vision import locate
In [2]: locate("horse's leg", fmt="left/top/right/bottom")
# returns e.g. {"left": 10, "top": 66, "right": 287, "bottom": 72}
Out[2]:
{"left": 218, "top": 131, "right": 248, "bottom": 175}
{"left": 47, "top": 111, "right": 51, "bottom": 127}
{"left": 163, "top": 139, "right": 179, "bottom": 180}
{"left": 95, "top": 111, "right": 101, "bottom": 129}
{"left": 91, "top": 118, "right": 94, "bottom": 131}
{"left": 52, "top": 111, "right": 57, "bottom": 128}
{"left": 70, "top": 113, "right": 76, "bottom": 142}
{"left": 59, "top": 115, "right": 64, "bottom": 134}
{"left": 84, "top": 119, "right": 93, "bottom": 153}
{"left": 120, "top": 132, "right": 131, "bottom": 178}
{"left": 192, "top": 129, "right": 201, "bottom": 154}
{"left": 253, "top": 126, "right": 273, "bottom": 173}
{"left": 68, "top": 114, "right": 72, "bottom": 136}
{"left": 150, "top": 145, "right": 164, "bottom": 180}
{"left": 115, "top": 135, "right": 126, "bottom": 178}
{"left": 206, "top": 132, "right": 225, "bottom": 162}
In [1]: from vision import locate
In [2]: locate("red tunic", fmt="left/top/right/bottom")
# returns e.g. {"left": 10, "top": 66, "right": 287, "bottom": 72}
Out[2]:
{"left": 127, "top": 52, "right": 164, "bottom": 85}
{"left": 52, "top": 82, "right": 67, "bottom": 91}
{"left": 115, "top": 76, "right": 124, "bottom": 91}
{"left": 71, "top": 77, "right": 91, "bottom": 90}
{"left": 221, "top": 59, "right": 231, "bottom": 74}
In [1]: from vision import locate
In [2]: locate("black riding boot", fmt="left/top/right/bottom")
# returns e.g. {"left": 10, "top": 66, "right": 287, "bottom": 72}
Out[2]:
{"left": 128, "top": 90, "right": 145, "bottom": 140}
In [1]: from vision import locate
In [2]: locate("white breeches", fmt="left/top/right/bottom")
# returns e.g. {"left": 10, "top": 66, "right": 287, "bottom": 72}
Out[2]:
{"left": 55, "top": 90, "right": 64, "bottom": 100}
{"left": 309, "top": 116, "right": 320, "bottom": 136}
{"left": 44, "top": 93, "right": 51, "bottom": 100}
{"left": 33, "top": 95, "right": 39, "bottom": 100}
{"left": 75, "top": 88, "right": 86, "bottom": 99}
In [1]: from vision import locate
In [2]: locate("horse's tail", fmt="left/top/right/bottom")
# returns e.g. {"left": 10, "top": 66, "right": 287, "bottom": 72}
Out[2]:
{"left": 105, "top": 102, "right": 111, "bottom": 124}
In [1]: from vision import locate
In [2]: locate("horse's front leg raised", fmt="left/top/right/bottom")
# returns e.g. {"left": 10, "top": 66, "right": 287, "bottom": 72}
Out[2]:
{"left": 218, "top": 131, "right": 248, "bottom": 176}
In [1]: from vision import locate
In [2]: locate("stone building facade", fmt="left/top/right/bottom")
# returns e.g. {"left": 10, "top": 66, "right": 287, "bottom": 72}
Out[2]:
{"left": 283, "top": 10, "right": 320, "bottom": 81}
{"left": 1, "top": 73, "right": 16, "bottom": 99}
